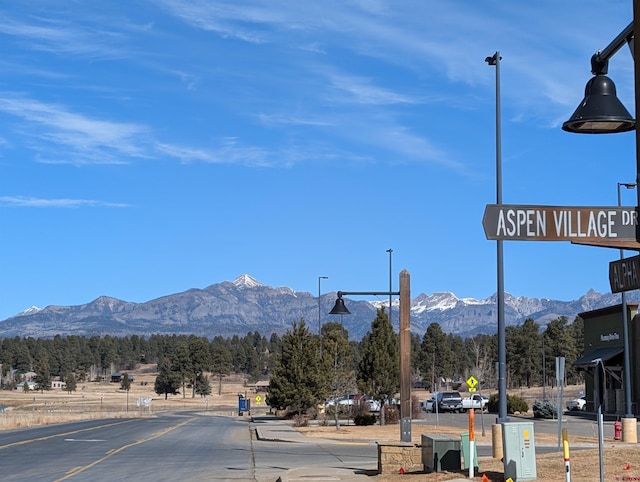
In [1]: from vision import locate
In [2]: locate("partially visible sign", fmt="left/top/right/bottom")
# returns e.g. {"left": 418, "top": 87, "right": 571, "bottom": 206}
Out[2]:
{"left": 556, "top": 357, "right": 565, "bottom": 385}
{"left": 609, "top": 254, "right": 640, "bottom": 293}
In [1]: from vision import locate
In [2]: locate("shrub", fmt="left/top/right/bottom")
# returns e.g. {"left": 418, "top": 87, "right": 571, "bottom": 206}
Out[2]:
{"left": 487, "top": 393, "right": 529, "bottom": 414}
{"left": 292, "top": 414, "right": 308, "bottom": 427}
{"left": 384, "top": 405, "right": 400, "bottom": 424}
{"left": 411, "top": 395, "right": 421, "bottom": 420}
{"left": 354, "top": 414, "right": 376, "bottom": 426}
{"left": 508, "top": 394, "right": 530, "bottom": 414}
{"left": 533, "top": 399, "right": 557, "bottom": 419}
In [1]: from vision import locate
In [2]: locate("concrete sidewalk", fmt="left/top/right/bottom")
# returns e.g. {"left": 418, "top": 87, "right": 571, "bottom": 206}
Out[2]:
{"left": 252, "top": 416, "right": 471, "bottom": 481}
{"left": 251, "top": 416, "right": 612, "bottom": 481}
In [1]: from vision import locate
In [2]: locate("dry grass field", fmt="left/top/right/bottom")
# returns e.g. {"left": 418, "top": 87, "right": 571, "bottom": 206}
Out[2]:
{"left": 0, "top": 364, "right": 266, "bottom": 430}
{"left": 1, "top": 368, "right": 638, "bottom": 481}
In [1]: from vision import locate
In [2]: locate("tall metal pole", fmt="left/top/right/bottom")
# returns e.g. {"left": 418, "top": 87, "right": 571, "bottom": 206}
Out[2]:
{"left": 618, "top": 182, "right": 635, "bottom": 418}
{"left": 486, "top": 51, "right": 507, "bottom": 422}
{"left": 594, "top": 358, "right": 605, "bottom": 482}
{"left": 387, "top": 249, "right": 393, "bottom": 324}
{"left": 633, "top": 0, "right": 640, "bottom": 421}
{"left": 542, "top": 336, "right": 546, "bottom": 402}
{"left": 318, "top": 276, "right": 328, "bottom": 357}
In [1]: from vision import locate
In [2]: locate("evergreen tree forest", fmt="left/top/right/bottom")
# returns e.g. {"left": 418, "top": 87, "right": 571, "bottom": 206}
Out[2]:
{"left": 0, "top": 313, "right": 584, "bottom": 414}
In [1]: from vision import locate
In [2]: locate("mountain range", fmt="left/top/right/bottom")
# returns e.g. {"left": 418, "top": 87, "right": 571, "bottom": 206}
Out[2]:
{"left": 0, "top": 274, "right": 634, "bottom": 340}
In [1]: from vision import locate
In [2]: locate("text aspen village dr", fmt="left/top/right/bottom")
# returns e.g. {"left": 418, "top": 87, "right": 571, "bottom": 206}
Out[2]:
{"left": 482, "top": 205, "right": 638, "bottom": 241}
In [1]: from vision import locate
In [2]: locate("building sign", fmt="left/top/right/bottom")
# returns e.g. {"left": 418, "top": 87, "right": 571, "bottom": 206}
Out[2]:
{"left": 482, "top": 204, "right": 637, "bottom": 241}
{"left": 601, "top": 333, "right": 620, "bottom": 342}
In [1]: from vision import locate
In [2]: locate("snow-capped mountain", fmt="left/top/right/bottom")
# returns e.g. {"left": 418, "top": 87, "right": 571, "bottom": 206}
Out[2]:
{"left": 0, "top": 274, "right": 632, "bottom": 340}
{"left": 232, "top": 274, "right": 263, "bottom": 289}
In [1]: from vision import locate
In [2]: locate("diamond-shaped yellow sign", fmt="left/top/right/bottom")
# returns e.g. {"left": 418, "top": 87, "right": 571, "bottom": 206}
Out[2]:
{"left": 466, "top": 376, "right": 478, "bottom": 389}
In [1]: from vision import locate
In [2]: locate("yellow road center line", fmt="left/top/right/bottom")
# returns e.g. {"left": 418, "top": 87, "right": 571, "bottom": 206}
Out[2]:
{"left": 56, "top": 417, "right": 195, "bottom": 481}
{"left": 0, "top": 420, "right": 136, "bottom": 450}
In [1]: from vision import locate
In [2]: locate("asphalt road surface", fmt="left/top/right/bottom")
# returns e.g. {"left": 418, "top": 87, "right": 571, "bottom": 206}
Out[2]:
{"left": 0, "top": 412, "right": 376, "bottom": 481}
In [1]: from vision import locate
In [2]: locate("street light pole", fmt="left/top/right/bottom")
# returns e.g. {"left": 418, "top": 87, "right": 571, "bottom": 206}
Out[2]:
{"left": 318, "top": 276, "right": 328, "bottom": 357}
{"left": 594, "top": 357, "right": 606, "bottom": 482}
{"left": 486, "top": 51, "right": 508, "bottom": 423}
{"left": 617, "top": 182, "right": 636, "bottom": 418}
{"left": 387, "top": 249, "right": 393, "bottom": 324}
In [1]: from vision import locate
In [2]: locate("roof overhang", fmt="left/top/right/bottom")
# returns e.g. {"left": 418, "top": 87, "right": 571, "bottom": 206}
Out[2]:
{"left": 573, "top": 346, "right": 624, "bottom": 368}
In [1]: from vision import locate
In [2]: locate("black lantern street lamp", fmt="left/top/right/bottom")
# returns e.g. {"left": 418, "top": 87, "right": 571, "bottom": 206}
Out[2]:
{"left": 329, "top": 269, "right": 411, "bottom": 442}
{"left": 563, "top": 5, "right": 639, "bottom": 442}
{"left": 562, "top": 22, "right": 635, "bottom": 134}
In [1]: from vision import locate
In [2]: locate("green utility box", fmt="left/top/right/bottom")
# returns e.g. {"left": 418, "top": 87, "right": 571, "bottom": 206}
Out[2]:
{"left": 502, "top": 422, "right": 537, "bottom": 481}
{"left": 421, "top": 434, "right": 461, "bottom": 472}
{"left": 460, "top": 432, "right": 479, "bottom": 471}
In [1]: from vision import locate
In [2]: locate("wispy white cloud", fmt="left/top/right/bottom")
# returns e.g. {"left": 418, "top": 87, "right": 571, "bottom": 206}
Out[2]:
{"left": 329, "top": 74, "right": 418, "bottom": 105}
{"left": 257, "top": 113, "right": 332, "bottom": 127}
{"left": 154, "top": 1, "right": 277, "bottom": 43}
{"left": 156, "top": 138, "right": 274, "bottom": 167}
{"left": 0, "top": 196, "right": 129, "bottom": 208}
{"left": 0, "top": 14, "right": 126, "bottom": 59}
{"left": 0, "top": 95, "right": 150, "bottom": 165}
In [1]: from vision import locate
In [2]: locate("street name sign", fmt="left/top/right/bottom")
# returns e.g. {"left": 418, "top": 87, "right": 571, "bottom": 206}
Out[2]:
{"left": 609, "top": 255, "right": 640, "bottom": 293}
{"left": 482, "top": 204, "right": 638, "bottom": 241}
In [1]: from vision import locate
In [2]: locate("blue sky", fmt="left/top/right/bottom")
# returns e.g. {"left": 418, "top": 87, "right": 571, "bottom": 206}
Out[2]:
{"left": 0, "top": 1, "right": 637, "bottom": 321}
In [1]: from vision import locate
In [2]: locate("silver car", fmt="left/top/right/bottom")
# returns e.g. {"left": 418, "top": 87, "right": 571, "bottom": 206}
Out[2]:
{"left": 420, "top": 398, "right": 435, "bottom": 412}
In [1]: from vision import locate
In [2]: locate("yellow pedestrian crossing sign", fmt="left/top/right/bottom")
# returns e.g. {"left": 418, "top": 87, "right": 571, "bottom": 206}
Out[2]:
{"left": 466, "top": 376, "right": 478, "bottom": 390}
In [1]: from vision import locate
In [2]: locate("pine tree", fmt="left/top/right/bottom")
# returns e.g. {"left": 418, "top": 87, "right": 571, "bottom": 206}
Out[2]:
{"left": 266, "top": 319, "right": 323, "bottom": 415}
{"left": 154, "top": 358, "right": 181, "bottom": 400}
{"left": 210, "top": 337, "right": 233, "bottom": 395}
{"left": 120, "top": 372, "right": 132, "bottom": 392}
{"left": 321, "top": 321, "right": 355, "bottom": 428}
{"left": 64, "top": 372, "right": 77, "bottom": 394}
{"left": 418, "top": 322, "right": 454, "bottom": 389}
{"left": 357, "top": 308, "right": 399, "bottom": 425}
{"left": 194, "top": 373, "right": 212, "bottom": 397}
{"left": 34, "top": 358, "right": 51, "bottom": 393}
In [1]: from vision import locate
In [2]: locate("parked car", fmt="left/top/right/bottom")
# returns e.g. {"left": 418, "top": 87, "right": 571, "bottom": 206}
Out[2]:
{"left": 325, "top": 394, "right": 381, "bottom": 412}
{"left": 420, "top": 398, "right": 435, "bottom": 412}
{"left": 366, "top": 398, "right": 381, "bottom": 412}
{"left": 437, "top": 391, "right": 464, "bottom": 412}
{"left": 461, "top": 394, "right": 489, "bottom": 412}
{"left": 566, "top": 396, "right": 587, "bottom": 411}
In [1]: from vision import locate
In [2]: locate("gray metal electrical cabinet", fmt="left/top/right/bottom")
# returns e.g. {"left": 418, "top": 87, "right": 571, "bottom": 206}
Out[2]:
{"left": 502, "top": 422, "right": 537, "bottom": 481}
{"left": 421, "top": 434, "right": 461, "bottom": 472}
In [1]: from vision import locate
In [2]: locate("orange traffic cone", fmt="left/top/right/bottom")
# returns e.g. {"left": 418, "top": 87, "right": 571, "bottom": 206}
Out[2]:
{"left": 481, "top": 474, "right": 490, "bottom": 482}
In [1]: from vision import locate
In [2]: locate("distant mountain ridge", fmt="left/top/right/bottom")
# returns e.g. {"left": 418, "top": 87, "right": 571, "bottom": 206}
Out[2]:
{"left": 0, "top": 274, "right": 634, "bottom": 340}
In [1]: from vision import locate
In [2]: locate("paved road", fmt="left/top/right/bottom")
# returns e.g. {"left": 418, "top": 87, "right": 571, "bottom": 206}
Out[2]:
{"left": 0, "top": 413, "right": 260, "bottom": 481}
{"left": 0, "top": 412, "right": 378, "bottom": 481}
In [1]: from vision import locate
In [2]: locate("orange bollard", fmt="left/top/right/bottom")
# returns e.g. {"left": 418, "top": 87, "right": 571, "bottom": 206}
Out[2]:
{"left": 469, "top": 407, "right": 475, "bottom": 479}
